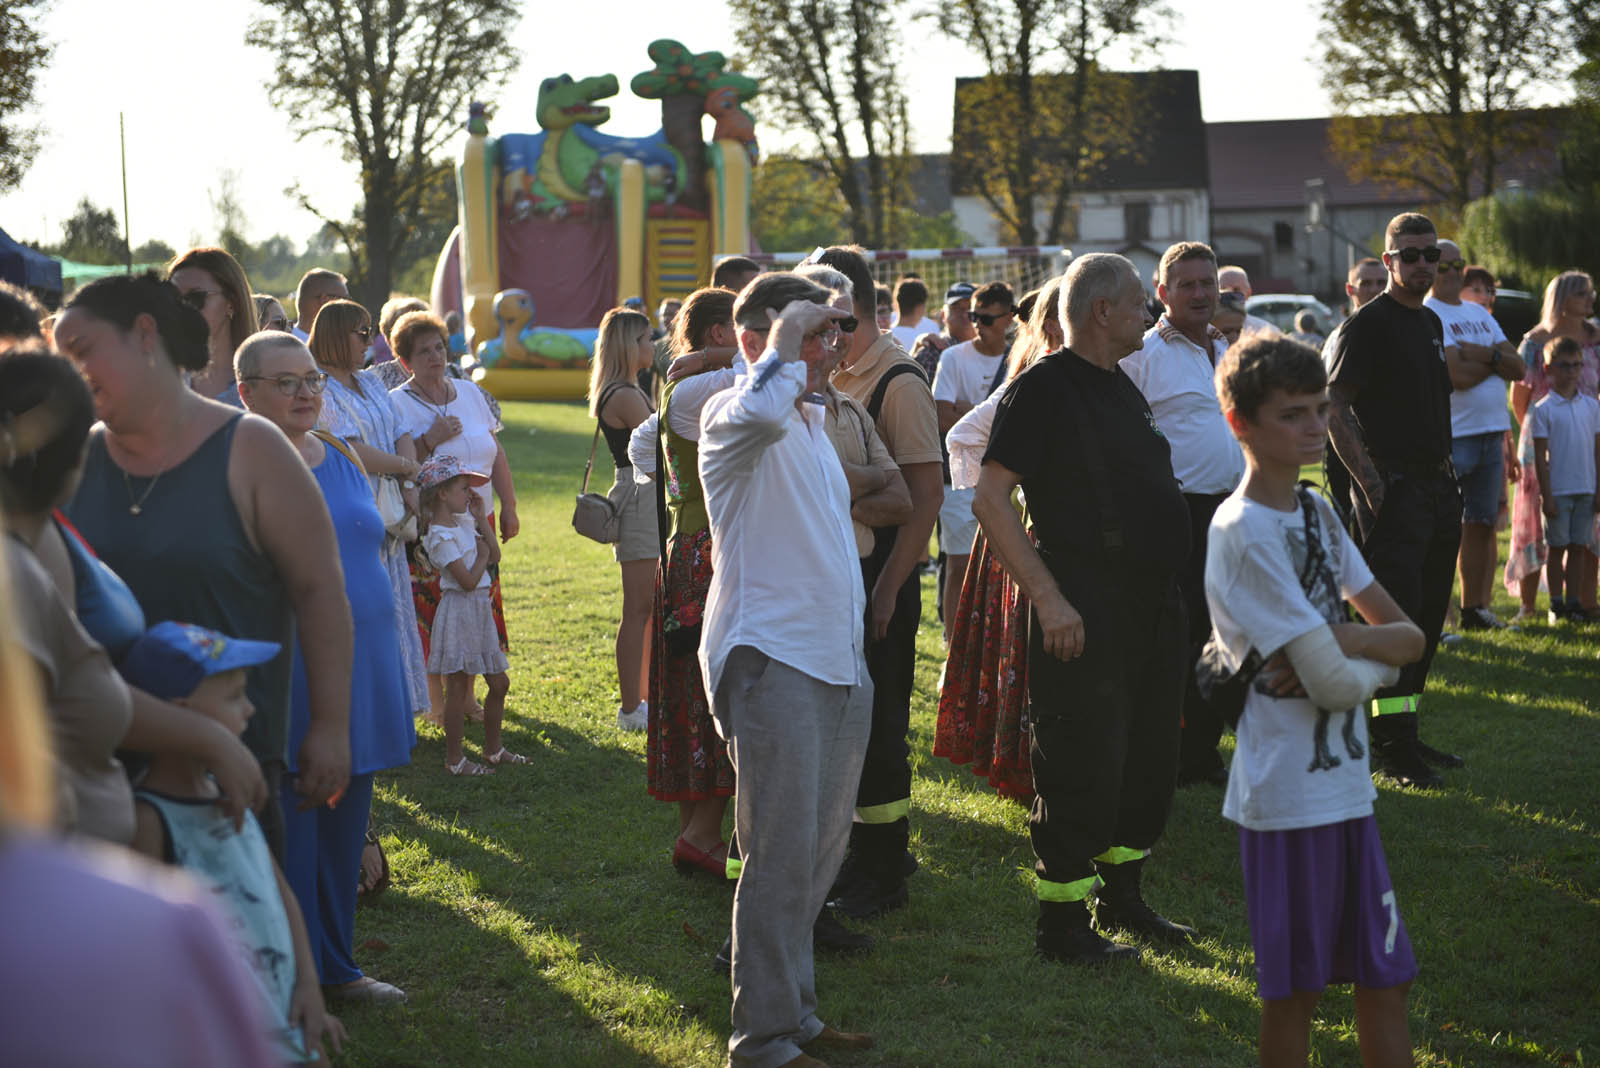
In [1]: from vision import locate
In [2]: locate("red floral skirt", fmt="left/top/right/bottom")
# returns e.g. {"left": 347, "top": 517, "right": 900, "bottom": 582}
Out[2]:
{"left": 934, "top": 531, "right": 1034, "bottom": 804}
{"left": 410, "top": 532, "right": 509, "bottom": 661}
{"left": 647, "top": 528, "right": 735, "bottom": 802}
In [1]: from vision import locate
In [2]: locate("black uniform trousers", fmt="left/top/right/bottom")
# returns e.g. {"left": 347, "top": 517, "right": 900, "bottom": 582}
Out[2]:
{"left": 1027, "top": 562, "right": 1187, "bottom": 890}
{"left": 1353, "top": 468, "right": 1461, "bottom": 735}
{"left": 855, "top": 529, "right": 919, "bottom": 823}
{"left": 1175, "top": 491, "right": 1231, "bottom": 777}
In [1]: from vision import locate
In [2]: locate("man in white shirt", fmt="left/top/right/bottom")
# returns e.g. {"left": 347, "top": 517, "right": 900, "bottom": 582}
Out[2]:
{"left": 931, "top": 280, "right": 1014, "bottom": 637}
{"left": 889, "top": 276, "right": 939, "bottom": 352}
{"left": 1122, "top": 242, "right": 1245, "bottom": 788}
{"left": 1424, "top": 239, "right": 1525, "bottom": 630}
{"left": 291, "top": 269, "right": 348, "bottom": 340}
{"left": 698, "top": 272, "right": 877, "bottom": 1068}
{"left": 1219, "top": 264, "right": 1282, "bottom": 340}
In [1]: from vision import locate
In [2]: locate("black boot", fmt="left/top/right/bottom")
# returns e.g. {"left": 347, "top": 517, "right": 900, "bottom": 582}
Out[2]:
{"left": 1093, "top": 859, "right": 1196, "bottom": 945}
{"left": 1035, "top": 899, "right": 1140, "bottom": 965}
{"left": 828, "top": 819, "right": 911, "bottom": 920}
{"left": 1413, "top": 737, "right": 1464, "bottom": 769}
{"left": 828, "top": 823, "right": 865, "bottom": 900}
{"left": 1370, "top": 713, "right": 1443, "bottom": 789}
{"left": 814, "top": 906, "right": 874, "bottom": 956}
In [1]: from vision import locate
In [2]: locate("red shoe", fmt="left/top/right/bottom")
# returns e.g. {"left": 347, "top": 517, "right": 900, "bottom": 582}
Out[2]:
{"left": 672, "top": 836, "right": 728, "bottom": 878}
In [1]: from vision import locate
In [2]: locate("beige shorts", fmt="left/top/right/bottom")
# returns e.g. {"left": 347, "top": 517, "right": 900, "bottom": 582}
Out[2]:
{"left": 611, "top": 466, "right": 660, "bottom": 563}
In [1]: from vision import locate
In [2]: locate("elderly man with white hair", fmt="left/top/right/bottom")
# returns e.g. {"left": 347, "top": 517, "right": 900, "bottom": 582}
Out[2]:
{"left": 974, "top": 253, "right": 1196, "bottom": 966}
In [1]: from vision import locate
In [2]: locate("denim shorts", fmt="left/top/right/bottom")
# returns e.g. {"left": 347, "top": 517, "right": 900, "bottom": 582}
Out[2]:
{"left": 1547, "top": 493, "right": 1596, "bottom": 550}
{"left": 1450, "top": 432, "right": 1504, "bottom": 525}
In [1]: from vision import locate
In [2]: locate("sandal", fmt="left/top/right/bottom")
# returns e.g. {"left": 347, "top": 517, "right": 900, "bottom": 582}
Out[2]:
{"left": 484, "top": 747, "right": 528, "bottom": 766}
{"left": 445, "top": 756, "right": 494, "bottom": 776}
{"left": 327, "top": 975, "right": 407, "bottom": 1004}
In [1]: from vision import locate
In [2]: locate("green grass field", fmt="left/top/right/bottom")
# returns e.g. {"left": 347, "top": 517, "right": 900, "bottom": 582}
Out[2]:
{"left": 333, "top": 400, "right": 1598, "bottom": 1067}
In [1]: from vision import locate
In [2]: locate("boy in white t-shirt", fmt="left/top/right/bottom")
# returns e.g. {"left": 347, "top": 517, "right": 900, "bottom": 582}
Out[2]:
{"left": 1206, "top": 336, "right": 1426, "bottom": 1067}
{"left": 1530, "top": 336, "right": 1600, "bottom": 622}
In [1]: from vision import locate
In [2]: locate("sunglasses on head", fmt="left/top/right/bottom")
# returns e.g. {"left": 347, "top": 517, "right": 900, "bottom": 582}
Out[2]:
{"left": 972, "top": 308, "right": 1017, "bottom": 326}
{"left": 1386, "top": 246, "right": 1442, "bottom": 264}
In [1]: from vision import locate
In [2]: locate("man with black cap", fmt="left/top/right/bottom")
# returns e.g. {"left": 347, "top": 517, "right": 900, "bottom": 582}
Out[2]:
{"left": 910, "top": 281, "right": 977, "bottom": 382}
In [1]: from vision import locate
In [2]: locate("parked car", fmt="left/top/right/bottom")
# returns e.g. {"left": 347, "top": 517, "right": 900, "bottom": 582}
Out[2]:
{"left": 1246, "top": 294, "right": 1338, "bottom": 334}
{"left": 1490, "top": 289, "right": 1537, "bottom": 347}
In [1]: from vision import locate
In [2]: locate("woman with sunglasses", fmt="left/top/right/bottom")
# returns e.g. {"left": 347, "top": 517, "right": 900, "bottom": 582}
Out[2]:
{"left": 309, "top": 299, "right": 430, "bottom": 724}
{"left": 167, "top": 247, "right": 259, "bottom": 402}
{"left": 59, "top": 273, "right": 353, "bottom": 860}
{"left": 237, "top": 330, "right": 415, "bottom": 1004}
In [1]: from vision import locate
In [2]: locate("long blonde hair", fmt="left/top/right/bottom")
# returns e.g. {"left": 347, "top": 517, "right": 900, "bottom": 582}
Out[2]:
{"left": 1007, "top": 276, "right": 1064, "bottom": 382}
{"left": 587, "top": 308, "right": 650, "bottom": 416}
{"left": 1539, "top": 271, "right": 1593, "bottom": 332}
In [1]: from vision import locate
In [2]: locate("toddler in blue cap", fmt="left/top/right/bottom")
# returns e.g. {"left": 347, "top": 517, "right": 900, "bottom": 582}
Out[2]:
{"left": 123, "top": 621, "right": 346, "bottom": 1064}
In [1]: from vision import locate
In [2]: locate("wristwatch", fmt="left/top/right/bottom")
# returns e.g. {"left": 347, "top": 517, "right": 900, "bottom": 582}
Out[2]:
{"left": 400, "top": 479, "right": 416, "bottom": 490}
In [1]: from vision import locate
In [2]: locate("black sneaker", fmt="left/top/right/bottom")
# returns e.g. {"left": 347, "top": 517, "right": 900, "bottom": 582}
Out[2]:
{"left": 1036, "top": 920, "right": 1141, "bottom": 965}
{"left": 814, "top": 907, "right": 874, "bottom": 956}
{"left": 1372, "top": 741, "right": 1443, "bottom": 789}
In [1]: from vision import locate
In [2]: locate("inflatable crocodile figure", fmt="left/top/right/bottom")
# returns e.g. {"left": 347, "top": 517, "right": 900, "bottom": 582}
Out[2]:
{"left": 529, "top": 73, "right": 685, "bottom": 206}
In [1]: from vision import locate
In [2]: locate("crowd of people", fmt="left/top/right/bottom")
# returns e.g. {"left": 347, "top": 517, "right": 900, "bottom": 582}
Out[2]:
{"left": 1, "top": 208, "right": 1595, "bottom": 1066}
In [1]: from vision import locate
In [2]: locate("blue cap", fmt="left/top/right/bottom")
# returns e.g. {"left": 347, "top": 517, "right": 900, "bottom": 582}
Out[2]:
{"left": 118, "top": 621, "right": 282, "bottom": 701}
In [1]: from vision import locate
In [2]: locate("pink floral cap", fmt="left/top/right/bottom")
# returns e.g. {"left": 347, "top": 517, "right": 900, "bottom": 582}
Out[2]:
{"left": 418, "top": 453, "right": 490, "bottom": 492}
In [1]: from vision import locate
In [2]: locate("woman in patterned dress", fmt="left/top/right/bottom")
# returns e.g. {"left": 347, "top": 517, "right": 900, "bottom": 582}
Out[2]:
{"left": 934, "top": 279, "right": 1063, "bottom": 804}
{"left": 1506, "top": 271, "right": 1600, "bottom": 620}
{"left": 633, "top": 287, "right": 740, "bottom": 876}
{"left": 309, "top": 300, "right": 430, "bottom": 719}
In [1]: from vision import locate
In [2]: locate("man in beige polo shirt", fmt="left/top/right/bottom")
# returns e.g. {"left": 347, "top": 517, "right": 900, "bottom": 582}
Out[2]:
{"left": 816, "top": 245, "right": 944, "bottom": 920}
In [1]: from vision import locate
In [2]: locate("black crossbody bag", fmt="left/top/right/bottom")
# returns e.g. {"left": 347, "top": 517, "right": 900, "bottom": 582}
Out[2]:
{"left": 1194, "top": 485, "right": 1326, "bottom": 730}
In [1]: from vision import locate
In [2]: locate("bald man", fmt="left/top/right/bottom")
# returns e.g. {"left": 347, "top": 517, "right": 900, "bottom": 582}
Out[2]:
{"left": 1218, "top": 265, "right": 1282, "bottom": 341}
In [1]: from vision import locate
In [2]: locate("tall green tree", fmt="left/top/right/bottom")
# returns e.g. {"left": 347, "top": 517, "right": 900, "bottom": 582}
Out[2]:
{"left": 1320, "top": 0, "right": 1577, "bottom": 212}
{"left": 246, "top": 0, "right": 519, "bottom": 309}
{"left": 0, "top": 0, "right": 50, "bottom": 192}
{"left": 932, "top": 0, "right": 1170, "bottom": 246}
{"left": 731, "top": 0, "right": 912, "bottom": 249}
{"left": 53, "top": 198, "right": 127, "bottom": 265}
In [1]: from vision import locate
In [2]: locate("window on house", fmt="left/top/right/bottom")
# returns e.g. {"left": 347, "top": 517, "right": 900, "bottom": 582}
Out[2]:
{"left": 1274, "top": 221, "right": 1294, "bottom": 252}
{"left": 1124, "top": 202, "right": 1151, "bottom": 242}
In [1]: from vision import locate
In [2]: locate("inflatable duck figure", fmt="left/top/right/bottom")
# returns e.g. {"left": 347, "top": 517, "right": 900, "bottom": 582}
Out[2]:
{"left": 475, "top": 289, "right": 534, "bottom": 369}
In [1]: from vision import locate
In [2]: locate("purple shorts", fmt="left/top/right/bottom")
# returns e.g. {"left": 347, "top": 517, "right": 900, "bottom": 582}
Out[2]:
{"left": 1239, "top": 815, "right": 1418, "bottom": 1001}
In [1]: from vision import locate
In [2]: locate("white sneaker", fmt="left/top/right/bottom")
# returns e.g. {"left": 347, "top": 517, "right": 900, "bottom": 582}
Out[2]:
{"left": 616, "top": 700, "right": 649, "bottom": 731}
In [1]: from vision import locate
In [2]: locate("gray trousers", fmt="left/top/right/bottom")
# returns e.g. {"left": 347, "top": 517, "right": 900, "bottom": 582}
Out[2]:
{"left": 713, "top": 645, "right": 872, "bottom": 1068}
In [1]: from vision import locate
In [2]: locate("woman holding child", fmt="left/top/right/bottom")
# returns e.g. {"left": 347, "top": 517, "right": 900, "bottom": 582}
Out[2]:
{"left": 238, "top": 330, "right": 415, "bottom": 1002}
{"left": 58, "top": 274, "right": 353, "bottom": 858}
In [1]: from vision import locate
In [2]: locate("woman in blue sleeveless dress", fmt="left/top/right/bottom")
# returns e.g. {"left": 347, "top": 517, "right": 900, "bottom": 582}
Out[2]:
{"left": 307, "top": 299, "right": 430, "bottom": 723}
{"left": 58, "top": 274, "right": 353, "bottom": 860}
{"left": 238, "top": 331, "right": 415, "bottom": 1003}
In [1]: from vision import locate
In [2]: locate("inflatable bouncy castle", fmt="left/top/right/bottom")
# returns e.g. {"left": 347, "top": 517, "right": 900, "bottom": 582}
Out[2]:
{"left": 431, "top": 39, "right": 760, "bottom": 400}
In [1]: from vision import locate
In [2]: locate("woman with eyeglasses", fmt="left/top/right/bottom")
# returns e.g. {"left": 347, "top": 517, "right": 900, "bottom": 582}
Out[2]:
{"left": 587, "top": 307, "right": 661, "bottom": 731}
{"left": 1506, "top": 270, "right": 1600, "bottom": 621}
{"left": 236, "top": 331, "right": 414, "bottom": 1005}
{"left": 59, "top": 273, "right": 353, "bottom": 862}
{"left": 387, "top": 310, "right": 518, "bottom": 726}
{"left": 166, "top": 247, "right": 259, "bottom": 402}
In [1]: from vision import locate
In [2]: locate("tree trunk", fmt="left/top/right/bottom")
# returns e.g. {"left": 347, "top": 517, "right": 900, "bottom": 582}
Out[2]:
{"left": 661, "top": 95, "right": 708, "bottom": 212}
{"left": 360, "top": 168, "right": 395, "bottom": 314}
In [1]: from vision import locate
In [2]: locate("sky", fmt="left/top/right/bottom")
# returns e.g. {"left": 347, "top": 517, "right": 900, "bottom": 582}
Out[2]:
{"left": 4, "top": 0, "right": 1344, "bottom": 254}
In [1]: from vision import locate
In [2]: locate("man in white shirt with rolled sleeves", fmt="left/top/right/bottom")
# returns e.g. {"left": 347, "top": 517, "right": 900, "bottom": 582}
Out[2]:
{"left": 699, "top": 271, "right": 877, "bottom": 1068}
{"left": 1121, "top": 242, "right": 1245, "bottom": 788}
{"left": 1424, "top": 238, "right": 1526, "bottom": 631}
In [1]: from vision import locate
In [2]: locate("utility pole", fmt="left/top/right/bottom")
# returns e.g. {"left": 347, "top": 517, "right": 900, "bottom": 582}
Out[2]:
{"left": 120, "top": 113, "right": 131, "bottom": 273}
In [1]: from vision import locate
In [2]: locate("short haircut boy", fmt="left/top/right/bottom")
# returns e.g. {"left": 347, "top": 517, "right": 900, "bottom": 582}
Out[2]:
{"left": 1215, "top": 336, "right": 1327, "bottom": 421}
{"left": 893, "top": 277, "right": 927, "bottom": 316}
{"left": 972, "top": 281, "right": 1015, "bottom": 311}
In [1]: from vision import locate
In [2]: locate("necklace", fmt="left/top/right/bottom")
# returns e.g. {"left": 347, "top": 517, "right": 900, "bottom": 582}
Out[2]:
{"left": 409, "top": 377, "right": 455, "bottom": 420}
{"left": 123, "top": 469, "right": 163, "bottom": 516}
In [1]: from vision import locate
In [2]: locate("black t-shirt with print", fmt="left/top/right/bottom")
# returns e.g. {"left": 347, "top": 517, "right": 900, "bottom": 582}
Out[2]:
{"left": 985, "top": 347, "right": 1190, "bottom": 593}
{"left": 1327, "top": 292, "right": 1451, "bottom": 468}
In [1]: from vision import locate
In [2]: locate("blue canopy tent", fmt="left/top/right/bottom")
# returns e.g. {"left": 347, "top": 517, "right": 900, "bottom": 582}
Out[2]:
{"left": 0, "top": 227, "right": 63, "bottom": 299}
